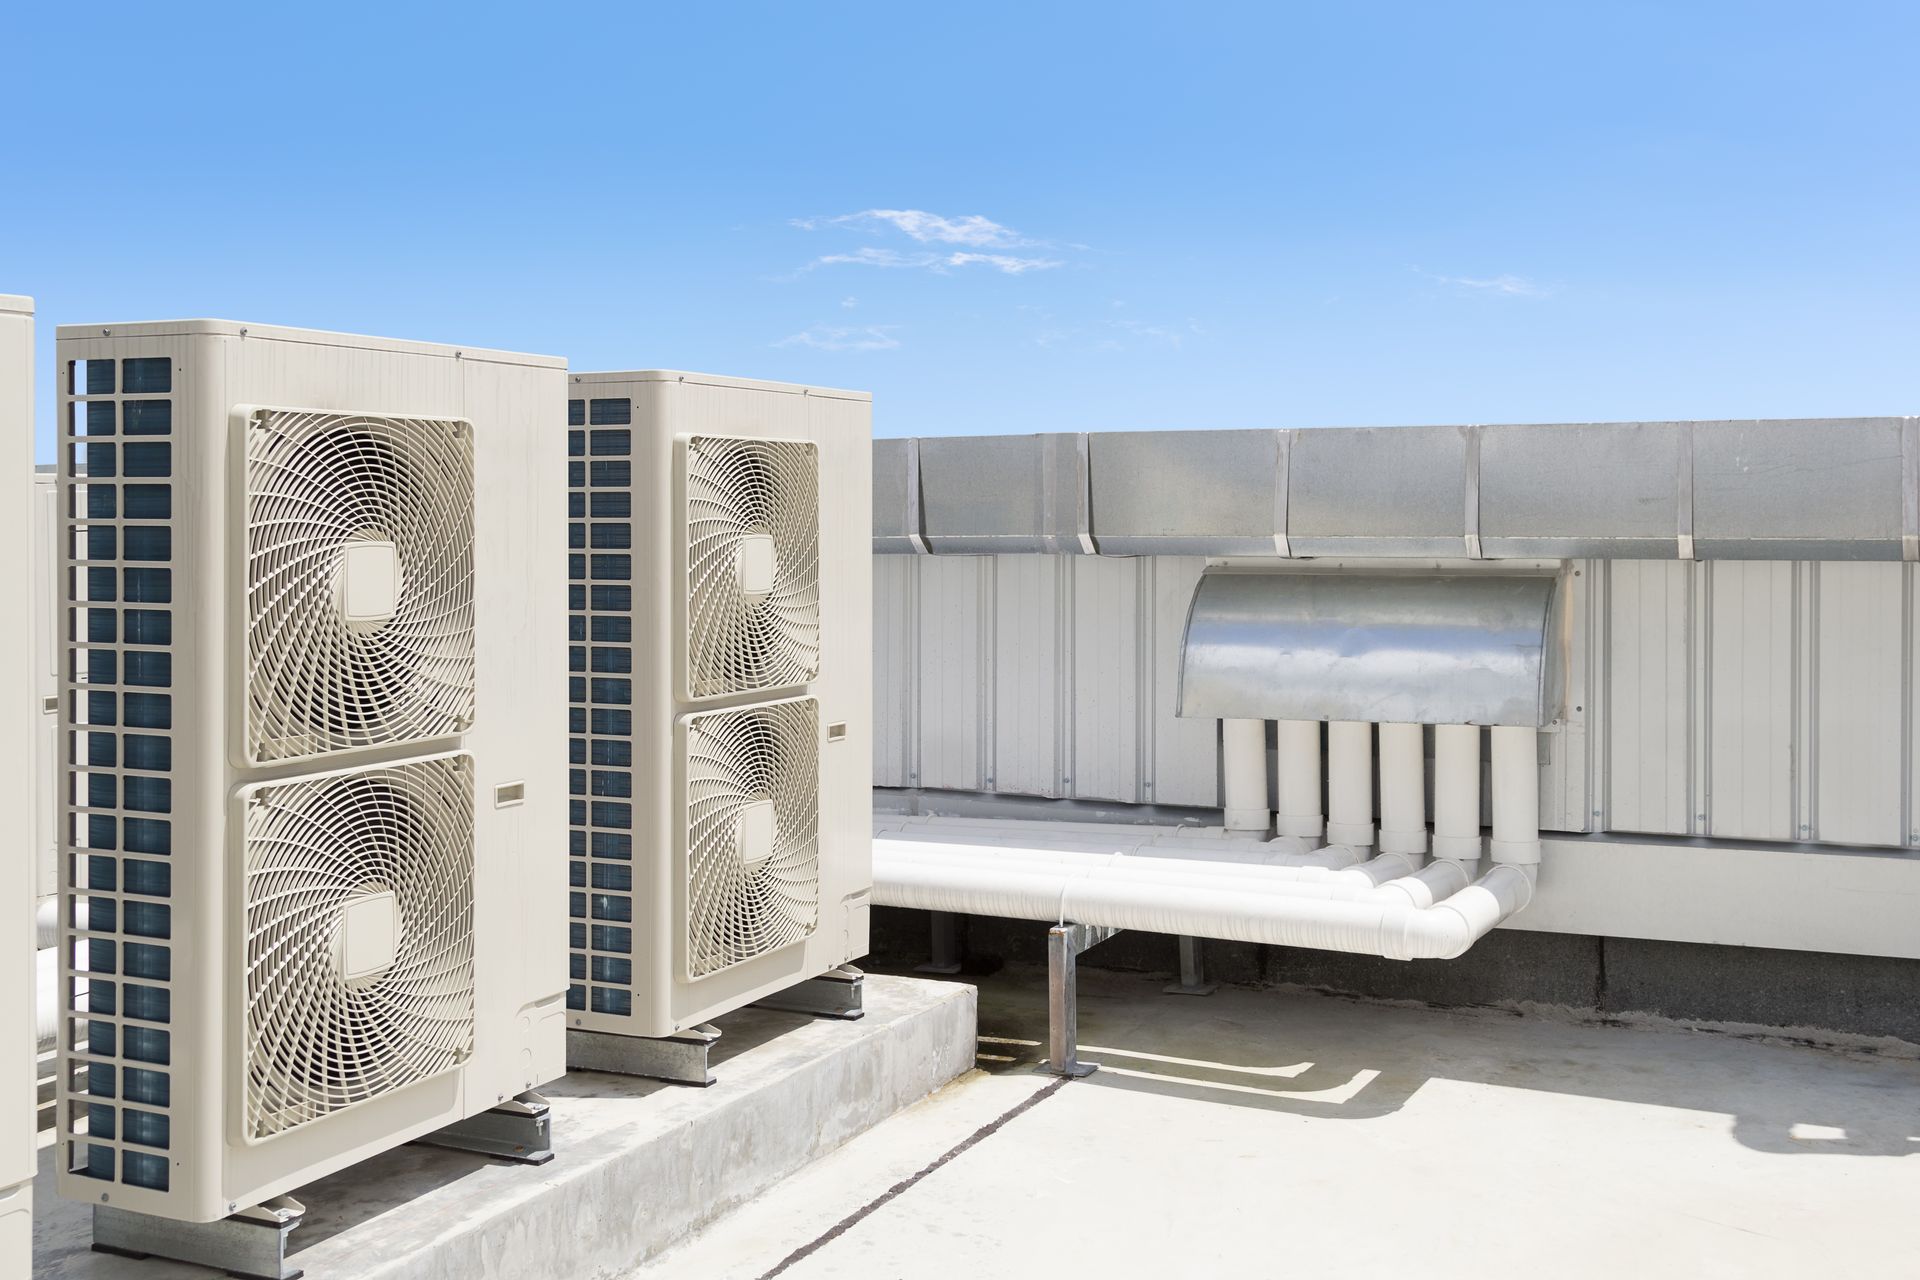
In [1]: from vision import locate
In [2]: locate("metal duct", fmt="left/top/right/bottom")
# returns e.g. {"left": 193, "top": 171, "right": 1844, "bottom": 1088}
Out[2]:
{"left": 1176, "top": 570, "right": 1565, "bottom": 727}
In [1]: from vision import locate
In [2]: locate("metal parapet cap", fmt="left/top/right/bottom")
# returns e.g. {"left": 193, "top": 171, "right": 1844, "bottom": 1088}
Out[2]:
{"left": 1176, "top": 569, "right": 1565, "bottom": 727}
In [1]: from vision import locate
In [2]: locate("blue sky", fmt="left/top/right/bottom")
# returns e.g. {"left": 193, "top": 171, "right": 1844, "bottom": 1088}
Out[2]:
{"left": 5, "top": 2, "right": 1917, "bottom": 458}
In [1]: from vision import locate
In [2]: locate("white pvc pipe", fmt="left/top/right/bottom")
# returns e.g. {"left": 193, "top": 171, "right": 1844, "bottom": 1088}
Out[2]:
{"left": 877, "top": 826, "right": 1354, "bottom": 869}
{"left": 887, "top": 846, "right": 1433, "bottom": 906}
{"left": 1273, "top": 719, "right": 1325, "bottom": 839}
{"left": 1325, "top": 721, "right": 1375, "bottom": 849}
{"left": 1220, "top": 719, "right": 1271, "bottom": 834}
{"left": 879, "top": 837, "right": 1422, "bottom": 897}
{"left": 875, "top": 847, "right": 1534, "bottom": 962}
{"left": 1431, "top": 724, "right": 1483, "bottom": 863}
{"left": 1488, "top": 725, "right": 1542, "bottom": 865}
{"left": 1376, "top": 723, "right": 1428, "bottom": 856}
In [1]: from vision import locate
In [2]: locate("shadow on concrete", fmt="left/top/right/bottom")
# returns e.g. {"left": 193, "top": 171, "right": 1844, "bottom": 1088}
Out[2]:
{"left": 876, "top": 957, "right": 1920, "bottom": 1160}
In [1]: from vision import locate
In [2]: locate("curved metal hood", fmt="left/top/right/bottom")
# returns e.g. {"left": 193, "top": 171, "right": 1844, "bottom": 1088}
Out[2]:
{"left": 1177, "top": 570, "right": 1566, "bottom": 727}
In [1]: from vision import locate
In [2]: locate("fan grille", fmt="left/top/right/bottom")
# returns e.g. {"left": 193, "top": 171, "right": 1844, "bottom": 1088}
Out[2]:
{"left": 684, "top": 436, "right": 820, "bottom": 698}
{"left": 245, "top": 410, "right": 475, "bottom": 763}
{"left": 242, "top": 755, "right": 476, "bottom": 1141}
{"left": 685, "top": 699, "right": 820, "bottom": 979}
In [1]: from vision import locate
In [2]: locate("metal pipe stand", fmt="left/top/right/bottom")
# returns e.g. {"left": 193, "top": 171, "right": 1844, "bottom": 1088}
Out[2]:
{"left": 1040, "top": 923, "right": 1121, "bottom": 1078}
{"left": 913, "top": 910, "right": 965, "bottom": 975}
{"left": 568, "top": 1024, "right": 722, "bottom": 1086}
{"left": 414, "top": 1091, "right": 555, "bottom": 1165}
{"left": 93, "top": 1196, "right": 306, "bottom": 1280}
{"left": 1162, "top": 935, "right": 1218, "bottom": 996}
{"left": 752, "top": 964, "right": 866, "bottom": 1020}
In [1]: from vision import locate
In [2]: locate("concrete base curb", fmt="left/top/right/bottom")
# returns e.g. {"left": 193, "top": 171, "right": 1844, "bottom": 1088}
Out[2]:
{"left": 34, "top": 975, "right": 978, "bottom": 1279}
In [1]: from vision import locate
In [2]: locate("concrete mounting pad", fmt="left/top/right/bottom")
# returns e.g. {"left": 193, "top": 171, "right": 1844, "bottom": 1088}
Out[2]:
{"left": 32, "top": 974, "right": 976, "bottom": 1279}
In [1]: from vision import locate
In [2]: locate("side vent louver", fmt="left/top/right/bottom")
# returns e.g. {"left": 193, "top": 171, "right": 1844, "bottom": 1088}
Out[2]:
{"left": 62, "top": 354, "right": 178, "bottom": 1193}
{"left": 244, "top": 410, "right": 475, "bottom": 764}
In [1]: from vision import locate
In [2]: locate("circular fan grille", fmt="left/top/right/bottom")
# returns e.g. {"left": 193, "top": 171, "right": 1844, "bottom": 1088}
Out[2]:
{"left": 685, "top": 698, "right": 820, "bottom": 979}
{"left": 242, "top": 756, "right": 475, "bottom": 1141}
{"left": 685, "top": 436, "right": 821, "bottom": 699}
{"left": 246, "top": 411, "right": 475, "bottom": 763}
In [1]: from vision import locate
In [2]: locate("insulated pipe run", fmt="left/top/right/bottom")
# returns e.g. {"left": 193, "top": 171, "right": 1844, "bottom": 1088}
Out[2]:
{"left": 1273, "top": 720, "right": 1325, "bottom": 839}
{"left": 1431, "top": 724, "right": 1484, "bottom": 865}
{"left": 1489, "top": 726, "right": 1542, "bottom": 865}
{"left": 1220, "top": 719, "right": 1271, "bottom": 834}
{"left": 1376, "top": 723, "right": 1428, "bottom": 856}
{"left": 875, "top": 849, "right": 1534, "bottom": 962}
{"left": 1325, "top": 721, "right": 1375, "bottom": 850}
{"left": 879, "top": 839, "right": 1427, "bottom": 902}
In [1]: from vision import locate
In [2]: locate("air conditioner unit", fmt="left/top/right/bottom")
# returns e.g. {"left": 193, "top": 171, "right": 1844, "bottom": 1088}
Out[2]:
{"left": 2, "top": 293, "right": 37, "bottom": 1273}
{"left": 563, "top": 372, "right": 872, "bottom": 1041}
{"left": 55, "top": 320, "right": 567, "bottom": 1226}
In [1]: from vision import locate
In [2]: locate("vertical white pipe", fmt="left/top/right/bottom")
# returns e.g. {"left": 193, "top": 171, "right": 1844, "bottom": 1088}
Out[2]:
{"left": 1376, "top": 723, "right": 1428, "bottom": 856}
{"left": 1489, "top": 726, "right": 1542, "bottom": 865}
{"left": 1221, "top": 719, "right": 1271, "bottom": 834}
{"left": 1325, "top": 721, "right": 1375, "bottom": 850}
{"left": 1431, "top": 724, "right": 1484, "bottom": 863}
{"left": 1273, "top": 719, "right": 1324, "bottom": 839}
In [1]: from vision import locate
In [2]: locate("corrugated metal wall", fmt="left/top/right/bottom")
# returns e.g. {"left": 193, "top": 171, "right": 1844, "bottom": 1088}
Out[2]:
{"left": 877, "top": 554, "right": 1920, "bottom": 853}
{"left": 872, "top": 554, "right": 1220, "bottom": 808}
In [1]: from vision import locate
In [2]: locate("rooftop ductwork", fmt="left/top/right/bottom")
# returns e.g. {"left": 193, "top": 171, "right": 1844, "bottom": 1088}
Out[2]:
{"left": 1175, "top": 569, "right": 1566, "bottom": 728}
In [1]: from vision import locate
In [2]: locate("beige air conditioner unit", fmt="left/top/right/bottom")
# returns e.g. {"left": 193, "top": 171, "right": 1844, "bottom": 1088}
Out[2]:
{"left": 1, "top": 293, "right": 37, "bottom": 1275}
{"left": 563, "top": 372, "right": 872, "bottom": 1042}
{"left": 54, "top": 320, "right": 567, "bottom": 1228}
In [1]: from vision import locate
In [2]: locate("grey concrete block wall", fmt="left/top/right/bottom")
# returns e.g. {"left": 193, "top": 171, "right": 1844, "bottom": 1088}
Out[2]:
{"left": 868, "top": 907, "right": 1920, "bottom": 1044}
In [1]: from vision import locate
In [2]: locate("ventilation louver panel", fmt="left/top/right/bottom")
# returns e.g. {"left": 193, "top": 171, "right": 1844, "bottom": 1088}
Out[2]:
{"left": 684, "top": 697, "right": 820, "bottom": 979}
{"left": 684, "top": 436, "right": 820, "bottom": 699}
{"left": 242, "top": 754, "right": 476, "bottom": 1141}
{"left": 245, "top": 410, "right": 475, "bottom": 764}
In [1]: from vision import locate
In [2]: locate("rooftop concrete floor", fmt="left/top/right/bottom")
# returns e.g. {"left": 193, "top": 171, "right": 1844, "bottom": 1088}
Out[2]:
{"left": 639, "top": 963, "right": 1920, "bottom": 1279}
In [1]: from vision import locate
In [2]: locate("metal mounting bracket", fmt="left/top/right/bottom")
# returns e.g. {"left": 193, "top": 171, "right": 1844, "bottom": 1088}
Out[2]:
{"left": 1163, "top": 935, "right": 1218, "bottom": 996}
{"left": 414, "top": 1091, "right": 555, "bottom": 1165}
{"left": 752, "top": 964, "right": 866, "bottom": 1020}
{"left": 1040, "top": 923, "right": 1121, "bottom": 1078}
{"left": 913, "top": 910, "right": 964, "bottom": 975}
{"left": 568, "top": 1024, "right": 722, "bottom": 1086}
{"left": 93, "top": 1196, "right": 306, "bottom": 1280}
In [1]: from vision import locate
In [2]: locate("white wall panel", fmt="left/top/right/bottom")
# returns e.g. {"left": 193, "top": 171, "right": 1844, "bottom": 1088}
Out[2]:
{"left": 1149, "top": 557, "right": 1219, "bottom": 808}
{"left": 871, "top": 555, "right": 916, "bottom": 789}
{"left": 993, "top": 555, "right": 1064, "bottom": 796}
{"left": 1813, "top": 562, "right": 1905, "bottom": 848}
{"left": 1705, "top": 561, "right": 1795, "bottom": 841}
{"left": 1068, "top": 556, "right": 1142, "bottom": 802}
{"left": 1606, "top": 560, "right": 1693, "bottom": 834}
{"left": 915, "top": 556, "right": 989, "bottom": 791}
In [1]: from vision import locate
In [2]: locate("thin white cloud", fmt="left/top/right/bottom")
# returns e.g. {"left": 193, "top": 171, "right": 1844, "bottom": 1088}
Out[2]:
{"left": 794, "top": 208, "right": 1063, "bottom": 275}
{"left": 810, "top": 247, "right": 1059, "bottom": 275}
{"left": 774, "top": 324, "right": 901, "bottom": 352}
{"left": 944, "top": 251, "right": 1060, "bottom": 274}
{"left": 841, "top": 296, "right": 858, "bottom": 309}
{"left": 1419, "top": 269, "right": 1546, "bottom": 298}
{"left": 814, "top": 247, "right": 926, "bottom": 270}
{"left": 795, "top": 209, "right": 1031, "bottom": 247}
